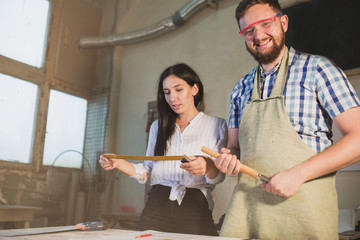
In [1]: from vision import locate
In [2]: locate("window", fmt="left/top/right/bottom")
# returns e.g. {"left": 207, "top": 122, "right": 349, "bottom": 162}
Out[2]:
{"left": 42, "top": 90, "right": 88, "bottom": 168}
{"left": 0, "top": 0, "right": 50, "bottom": 165}
{"left": 0, "top": 0, "right": 90, "bottom": 169}
{"left": 0, "top": 0, "right": 50, "bottom": 68}
{"left": 0, "top": 74, "right": 38, "bottom": 163}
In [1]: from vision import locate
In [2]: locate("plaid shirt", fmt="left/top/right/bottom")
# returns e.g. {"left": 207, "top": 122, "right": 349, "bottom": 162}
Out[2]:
{"left": 229, "top": 47, "right": 360, "bottom": 153}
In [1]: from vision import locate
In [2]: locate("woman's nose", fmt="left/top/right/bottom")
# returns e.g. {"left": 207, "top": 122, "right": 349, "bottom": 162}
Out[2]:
{"left": 169, "top": 92, "right": 177, "bottom": 101}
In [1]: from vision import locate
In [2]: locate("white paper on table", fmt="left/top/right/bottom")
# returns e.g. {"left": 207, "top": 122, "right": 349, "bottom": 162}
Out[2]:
{"left": 70, "top": 230, "right": 245, "bottom": 240}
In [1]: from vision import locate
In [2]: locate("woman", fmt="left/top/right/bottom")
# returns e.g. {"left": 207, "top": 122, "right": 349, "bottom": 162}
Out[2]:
{"left": 99, "top": 63, "right": 227, "bottom": 236}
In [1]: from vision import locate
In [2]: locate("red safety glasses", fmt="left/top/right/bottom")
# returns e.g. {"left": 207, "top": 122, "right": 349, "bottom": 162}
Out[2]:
{"left": 239, "top": 13, "right": 282, "bottom": 40}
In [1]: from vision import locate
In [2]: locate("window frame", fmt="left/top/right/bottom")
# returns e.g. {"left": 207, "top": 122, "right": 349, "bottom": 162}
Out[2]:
{"left": 0, "top": 0, "right": 90, "bottom": 172}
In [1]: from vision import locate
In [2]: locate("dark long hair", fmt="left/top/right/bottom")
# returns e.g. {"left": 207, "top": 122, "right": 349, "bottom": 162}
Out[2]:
{"left": 154, "top": 63, "right": 204, "bottom": 156}
{"left": 235, "top": 0, "right": 282, "bottom": 28}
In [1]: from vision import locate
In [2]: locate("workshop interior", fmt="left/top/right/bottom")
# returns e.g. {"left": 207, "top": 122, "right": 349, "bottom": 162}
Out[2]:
{"left": 0, "top": 0, "right": 359, "bottom": 238}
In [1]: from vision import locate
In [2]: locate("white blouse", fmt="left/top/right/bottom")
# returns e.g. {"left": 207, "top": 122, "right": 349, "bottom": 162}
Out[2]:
{"left": 131, "top": 111, "right": 227, "bottom": 210}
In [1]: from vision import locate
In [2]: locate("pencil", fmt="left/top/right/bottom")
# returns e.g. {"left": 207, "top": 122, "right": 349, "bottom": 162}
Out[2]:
{"left": 135, "top": 233, "right": 152, "bottom": 238}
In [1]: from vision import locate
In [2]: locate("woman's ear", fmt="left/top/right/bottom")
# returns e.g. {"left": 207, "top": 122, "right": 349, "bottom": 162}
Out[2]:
{"left": 192, "top": 83, "right": 199, "bottom": 96}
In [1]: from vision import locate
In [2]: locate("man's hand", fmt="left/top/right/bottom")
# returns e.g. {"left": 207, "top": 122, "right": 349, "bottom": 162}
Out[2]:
{"left": 261, "top": 168, "right": 305, "bottom": 198}
{"left": 215, "top": 148, "right": 241, "bottom": 175}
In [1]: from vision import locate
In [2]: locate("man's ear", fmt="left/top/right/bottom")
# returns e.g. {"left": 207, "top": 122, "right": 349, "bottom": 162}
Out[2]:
{"left": 281, "top": 14, "right": 289, "bottom": 32}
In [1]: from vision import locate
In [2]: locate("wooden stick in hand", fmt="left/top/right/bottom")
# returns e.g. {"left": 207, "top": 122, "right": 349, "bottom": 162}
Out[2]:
{"left": 201, "top": 146, "right": 270, "bottom": 183}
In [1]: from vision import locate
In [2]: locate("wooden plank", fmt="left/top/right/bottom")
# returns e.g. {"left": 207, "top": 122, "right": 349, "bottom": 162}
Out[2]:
{"left": 0, "top": 228, "right": 134, "bottom": 239}
{"left": 0, "top": 226, "right": 77, "bottom": 237}
{"left": 0, "top": 205, "right": 40, "bottom": 226}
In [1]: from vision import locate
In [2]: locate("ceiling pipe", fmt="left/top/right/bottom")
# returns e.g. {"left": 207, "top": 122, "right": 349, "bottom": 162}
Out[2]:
{"left": 79, "top": 0, "right": 218, "bottom": 48}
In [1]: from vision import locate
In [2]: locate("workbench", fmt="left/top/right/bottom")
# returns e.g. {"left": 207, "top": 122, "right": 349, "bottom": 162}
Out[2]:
{"left": 2, "top": 227, "right": 356, "bottom": 239}
{"left": 0, "top": 228, "right": 244, "bottom": 239}
{"left": 0, "top": 205, "right": 40, "bottom": 229}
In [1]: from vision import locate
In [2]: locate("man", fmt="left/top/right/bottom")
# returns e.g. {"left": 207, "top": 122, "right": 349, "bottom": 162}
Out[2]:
{"left": 214, "top": 0, "right": 360, "bottom": 239}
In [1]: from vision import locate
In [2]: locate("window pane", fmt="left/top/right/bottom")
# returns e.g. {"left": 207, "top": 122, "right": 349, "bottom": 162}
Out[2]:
{"left": 0, "top": 0, "right": 50, "bottom": 68}
{"left": 43, "top": 90, "right": 87, "bottom": 168}
{"left": 0, "top": 73, "right": 38, "bottom": 163}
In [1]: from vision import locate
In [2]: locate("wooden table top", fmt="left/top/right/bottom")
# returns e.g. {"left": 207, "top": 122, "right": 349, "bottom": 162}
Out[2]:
{"left": 0, "top": 228, "right": 244, "bottom": 239}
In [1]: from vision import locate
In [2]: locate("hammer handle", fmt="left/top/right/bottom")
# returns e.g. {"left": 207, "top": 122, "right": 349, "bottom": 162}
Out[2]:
{"left": 201, "top": 146, "right": 259, "bottom": 179}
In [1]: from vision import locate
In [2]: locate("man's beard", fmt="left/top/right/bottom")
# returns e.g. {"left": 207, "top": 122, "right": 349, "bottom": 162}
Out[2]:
{"left": 246, "top": 32, "right": 285, "bottom": 64}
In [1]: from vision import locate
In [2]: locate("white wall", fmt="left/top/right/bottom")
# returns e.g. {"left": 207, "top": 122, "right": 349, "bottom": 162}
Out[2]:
{"left": 335, "top": 73, "right": 360, "bottom": 211}
{"left": 110, "top": 0, "right": 248, "bottom": 219}
{"left": 106, "top": 0, "right": 360, "bottom": 222}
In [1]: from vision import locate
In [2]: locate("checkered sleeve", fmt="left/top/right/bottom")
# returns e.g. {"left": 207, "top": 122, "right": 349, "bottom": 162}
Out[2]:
{"left": 228, "top": 70, "right": 256, "bottom": 128}
{"left": 228, "top": 84, "right": 241, "bottom": 128}
{"left": 315, "top": 56, "right": 360, "bottom": 119}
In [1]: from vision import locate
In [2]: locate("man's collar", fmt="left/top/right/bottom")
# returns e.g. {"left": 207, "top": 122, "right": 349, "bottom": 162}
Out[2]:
{"left": 259, "top": 61, "right": 281, "bottom": 77}
{"left": 259, "top": 46, "right": 295, "bottom": 76}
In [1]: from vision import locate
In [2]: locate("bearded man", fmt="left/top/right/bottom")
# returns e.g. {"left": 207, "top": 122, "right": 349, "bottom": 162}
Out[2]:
{"left": 214, "top": 0, "right": 360, "bottom": 239}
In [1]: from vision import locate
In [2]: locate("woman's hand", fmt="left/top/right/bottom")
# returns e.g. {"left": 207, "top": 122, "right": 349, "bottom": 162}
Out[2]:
{"left": 180, "top": 156, "right": 219, "bottom": 178}
{"left": 180, "top": 156, "right": 206, "bottom": 175}
{"left": 99, "top": 154, "right": 138, "bottom": 177}
{"left": 99, "top": 154, "right": 118, "bottom": 170}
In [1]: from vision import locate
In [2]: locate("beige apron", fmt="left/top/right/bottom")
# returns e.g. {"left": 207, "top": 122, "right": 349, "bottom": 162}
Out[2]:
{"left": 220, "top": 48, "right": 338, "bottom": 239}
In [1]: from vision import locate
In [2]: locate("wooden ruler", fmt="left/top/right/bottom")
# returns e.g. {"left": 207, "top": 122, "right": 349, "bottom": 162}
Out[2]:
{"left": 102, "top": 154, "right": 184, "bottom": 161}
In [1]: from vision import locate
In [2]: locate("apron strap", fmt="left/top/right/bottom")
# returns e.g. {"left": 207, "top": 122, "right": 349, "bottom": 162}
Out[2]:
{"left": 251, "top": 47, "right": 289, "bottom": 100}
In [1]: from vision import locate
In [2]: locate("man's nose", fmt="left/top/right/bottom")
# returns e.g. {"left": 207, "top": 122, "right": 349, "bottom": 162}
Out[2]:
{"left": 253, "top": 26, "right": 267, "bottom": 38}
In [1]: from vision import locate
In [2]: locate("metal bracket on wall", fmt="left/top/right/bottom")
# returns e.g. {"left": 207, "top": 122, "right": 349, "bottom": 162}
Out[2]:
{"left": 207, "top": 0, "right": 219, "bottom": 9}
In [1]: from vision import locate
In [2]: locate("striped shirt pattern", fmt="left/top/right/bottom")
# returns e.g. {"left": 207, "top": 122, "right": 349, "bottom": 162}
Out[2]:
{"left": 132, "top": 111, "right": 228, "bottom": 210}
{"left": 229, "top": 47, "right": 360, "bottom": 153}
